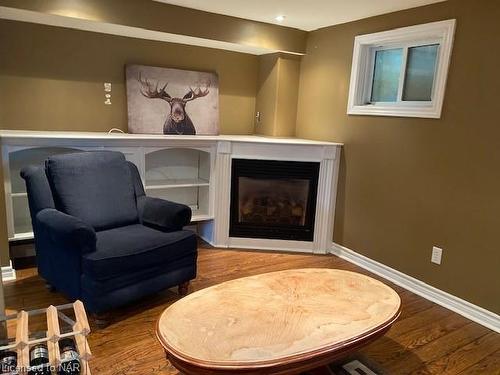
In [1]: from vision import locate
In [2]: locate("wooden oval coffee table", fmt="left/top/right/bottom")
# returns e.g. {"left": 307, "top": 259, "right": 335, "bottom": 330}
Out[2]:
{"left": 156, "top": 268, "right": 401, "bottom": 375}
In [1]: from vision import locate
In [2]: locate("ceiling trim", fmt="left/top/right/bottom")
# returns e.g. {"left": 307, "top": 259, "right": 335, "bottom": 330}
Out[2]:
{"left": 0, "top": 6, "right": 304, "bottom": 56}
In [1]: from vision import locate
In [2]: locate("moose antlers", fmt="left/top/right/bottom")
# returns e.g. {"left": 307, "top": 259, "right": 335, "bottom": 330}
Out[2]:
{"left": 138, "top": 73, "right": 172, "bottom": 102}
{"left": 183, "top": 84, "right": 210, "bottom": 102}
{"left": 138, "top": 73, "right": 210, "bottom": 103}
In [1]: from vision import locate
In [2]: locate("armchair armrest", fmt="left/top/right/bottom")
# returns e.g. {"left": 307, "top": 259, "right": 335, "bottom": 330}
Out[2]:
{"left": 137, "top": 196, "right": 192, "bottom": 232}
{"left": 36, "top": 208, "right": 97, "bottom": 253}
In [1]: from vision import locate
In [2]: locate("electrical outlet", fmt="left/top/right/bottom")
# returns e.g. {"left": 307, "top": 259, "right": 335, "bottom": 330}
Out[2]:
{"left": 431, "top": 246, "right": 443, "bottom": 265}
{"left": 104, "top": 82, "right": 112, "bottom": 105}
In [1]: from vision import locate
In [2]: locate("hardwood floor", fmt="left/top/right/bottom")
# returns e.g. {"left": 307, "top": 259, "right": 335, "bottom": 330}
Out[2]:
{"left": 3, "top": 244, "right": 499, "bottom": 375}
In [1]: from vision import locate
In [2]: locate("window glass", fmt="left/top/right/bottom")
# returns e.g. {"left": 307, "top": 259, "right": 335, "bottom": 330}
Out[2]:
{"left": 403, "top": 44, "right": 439, "bottom": 101}
{"left": 370, "top": 48, "right": 403, "bottom": 102}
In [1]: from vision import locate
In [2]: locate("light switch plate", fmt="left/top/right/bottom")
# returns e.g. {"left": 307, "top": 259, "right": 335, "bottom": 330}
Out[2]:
{"left": 431, "top": 246, "right": 443, "bottom": 265}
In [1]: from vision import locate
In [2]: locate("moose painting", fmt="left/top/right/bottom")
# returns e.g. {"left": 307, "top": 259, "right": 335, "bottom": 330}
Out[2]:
{"left": 126, "top": 65, "right": 219, "bottom": 135}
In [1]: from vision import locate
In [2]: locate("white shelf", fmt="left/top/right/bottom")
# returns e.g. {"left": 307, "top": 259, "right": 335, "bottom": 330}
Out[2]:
{"left": 145, "top": 178, "right": 209, "bottom": 190}
{"left": 11, "top": 192, "right": 27, "bottom": 198}
{"left": 191, "top": 213, "right": 213, "bottom": 222}
{"left": 10, "top": 231, "right": 34, "bottom": 241}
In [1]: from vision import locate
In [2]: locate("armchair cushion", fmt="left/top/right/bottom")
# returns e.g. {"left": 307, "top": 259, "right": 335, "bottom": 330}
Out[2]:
{"left": 81, "top": 254, "right": 197, "bottom": 297}
{"left": 137, "top": 196, "right": 192, "bottom": 232}
{"left": 45, "top": 151, "right": 138, "bottom": 230}
{"left": 82, "top": 224, "right": 196, "bottom": 280}
{"left": 36, "top": 208, "right": 97, "bottom": 254}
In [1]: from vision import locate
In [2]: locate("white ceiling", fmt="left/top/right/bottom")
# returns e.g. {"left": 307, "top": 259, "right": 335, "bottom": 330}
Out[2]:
{"left": 155, "top": 0, "right": 446, "bottom": 31}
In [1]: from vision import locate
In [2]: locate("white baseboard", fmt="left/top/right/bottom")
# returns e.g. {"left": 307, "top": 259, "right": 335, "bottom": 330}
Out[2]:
{"left": 331, "top": 242, "right": 500, "bottom": 333}
{"left": 1, "top": 261, "right": 16, "bottom": 282}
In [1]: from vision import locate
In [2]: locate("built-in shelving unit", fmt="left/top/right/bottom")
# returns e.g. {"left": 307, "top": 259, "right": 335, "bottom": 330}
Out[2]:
{"left": 144, "top": 148, "right": 212, "bottom": 222}
{"left": 3, "top": 143, "right": 215, "bottom": 241}
{"left": 0, "top": 130, "right": 342, "bottom": 259}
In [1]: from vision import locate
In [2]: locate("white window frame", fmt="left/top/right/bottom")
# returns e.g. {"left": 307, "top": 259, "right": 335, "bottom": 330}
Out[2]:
{"left": 347, "top": 19, "right": 456, "bottom": 119}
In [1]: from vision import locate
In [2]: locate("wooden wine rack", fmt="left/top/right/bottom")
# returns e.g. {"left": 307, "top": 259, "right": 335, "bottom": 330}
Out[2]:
{"left": 0, "top": 300, "right": 91, "bottom": 375}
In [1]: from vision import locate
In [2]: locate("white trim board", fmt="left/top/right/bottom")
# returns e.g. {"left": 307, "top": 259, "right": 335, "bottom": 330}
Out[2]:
{"left": 0, "top": 6, "right": 301, "bottom": 56}
{"left": 331, "top": 242, "right": 500, "bottom": 333}
{"left": 2, "top": 261, "right": 16, "bottom": 282}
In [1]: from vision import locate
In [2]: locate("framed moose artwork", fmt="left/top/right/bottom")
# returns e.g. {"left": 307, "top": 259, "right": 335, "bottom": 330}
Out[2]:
{"left": 126, "top": 64, "right": 219, "bottom": 135}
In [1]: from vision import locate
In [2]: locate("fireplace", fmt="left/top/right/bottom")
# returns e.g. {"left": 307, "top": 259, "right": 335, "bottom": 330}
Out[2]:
{"left": 230, "top": 159, "right": 320, "bottom": 241}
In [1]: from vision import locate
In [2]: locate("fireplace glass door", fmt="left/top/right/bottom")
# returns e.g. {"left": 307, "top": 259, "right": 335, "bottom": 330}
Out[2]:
{"left": 230, "top": 159, "right": 320, "bottom": 241}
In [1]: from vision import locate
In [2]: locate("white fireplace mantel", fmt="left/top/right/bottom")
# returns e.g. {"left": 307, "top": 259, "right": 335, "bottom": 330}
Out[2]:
{"left": 0, "top": 130, "right": 342, "bottom": 256}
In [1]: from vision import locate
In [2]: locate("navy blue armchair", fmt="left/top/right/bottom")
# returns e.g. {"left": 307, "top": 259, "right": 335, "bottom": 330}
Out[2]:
{"left": 20, "top": 151, "right": 197, "bottom": 320}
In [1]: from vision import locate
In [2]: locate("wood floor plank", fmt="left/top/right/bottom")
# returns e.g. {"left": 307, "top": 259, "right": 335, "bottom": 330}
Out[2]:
{"left": 361, "top": 309, "right": 470, "bottom": 367}
{"left": 398, "top": 293, "right": 435, "bottom": 320}
{"left": 456, "top": 349, "right": 500, "bottom": 375}
{"left": 412, "top": 332, "right": 500, "bottom": 374}
{"left": 4, "top": 244, "right": 499, "bottom": 375}
{"left": 381, "top": 322, "right": 492, "bottom": 374}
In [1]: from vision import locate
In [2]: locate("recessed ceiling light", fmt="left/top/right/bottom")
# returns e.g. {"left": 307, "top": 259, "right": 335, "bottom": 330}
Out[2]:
{"left": 275, "top": 15, "right": 285, "bottom": 22}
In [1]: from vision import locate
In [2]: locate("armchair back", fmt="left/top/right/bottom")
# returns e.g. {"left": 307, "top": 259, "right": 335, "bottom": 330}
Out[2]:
{"left": 45, "top": 151, "right": 139, "bottom": 231}
{"left": 21, "top": 151, "right": 147, "bottom": 235}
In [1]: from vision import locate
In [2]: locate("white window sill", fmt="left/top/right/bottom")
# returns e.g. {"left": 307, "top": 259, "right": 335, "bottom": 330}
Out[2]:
{"left": 348, "top": 103, "right": 442, "bottom": 119}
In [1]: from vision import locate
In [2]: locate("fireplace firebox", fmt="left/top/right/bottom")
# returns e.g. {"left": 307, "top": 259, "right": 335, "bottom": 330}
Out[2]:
{"left": 230, "top": 159, "right": 320, "bottom": 241}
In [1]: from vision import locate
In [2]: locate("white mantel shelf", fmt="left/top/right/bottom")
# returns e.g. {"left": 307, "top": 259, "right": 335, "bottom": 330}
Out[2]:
{"left": 0, "top": 130, "right": 342, "bottom": 258}
{"left": 0, "top": 130, "right": 343, "bottom": 147}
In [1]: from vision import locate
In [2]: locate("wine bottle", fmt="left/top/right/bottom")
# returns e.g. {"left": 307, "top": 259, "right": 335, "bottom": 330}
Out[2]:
{"left": 58, "top": 338, "right": 80, "bottom": 375}
{"left": 29, "top": 344, "right": 50, "bottom": 375}
{"left": 0, "top": 350, "right": 17, "bottom": 374}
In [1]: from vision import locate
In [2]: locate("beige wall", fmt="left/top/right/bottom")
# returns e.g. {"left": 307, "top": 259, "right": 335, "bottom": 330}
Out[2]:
{"left": 255, "top": 54, "right": 300, "bottom": 137}
{"left": 296, "top": 0, "right": 500, "bottom": 313}
{"left": 0, "top": 20, "right": 259, "bottom": 134}
{"left": 275, "top": 57, "right": 300, "bottom": 137}
{"left": 255, "top": 54, "right": 280, "bottom": 136}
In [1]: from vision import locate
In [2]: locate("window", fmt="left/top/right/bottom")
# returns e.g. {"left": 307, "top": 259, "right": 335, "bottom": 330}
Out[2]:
{"left": 347, "top": 20, "right": 456, "bottom": 118}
